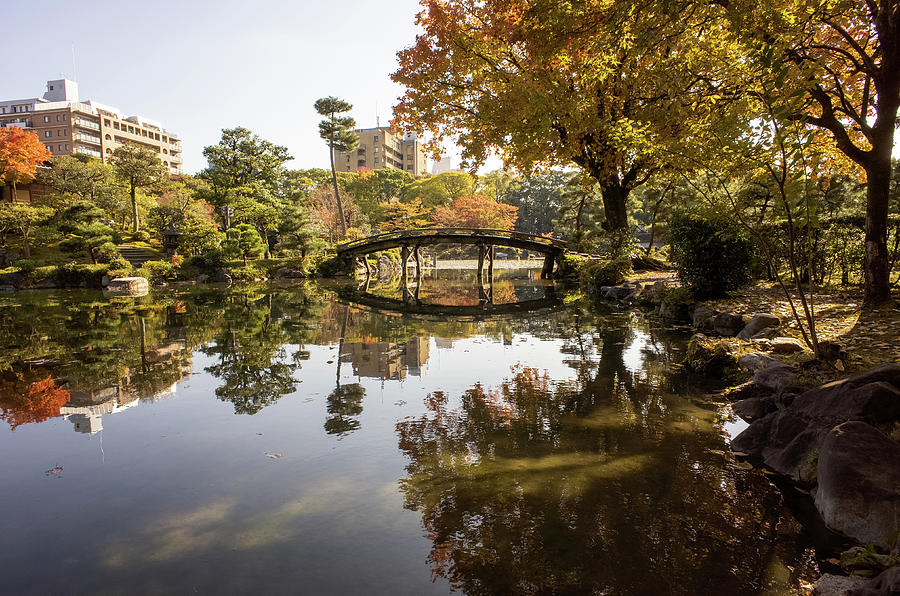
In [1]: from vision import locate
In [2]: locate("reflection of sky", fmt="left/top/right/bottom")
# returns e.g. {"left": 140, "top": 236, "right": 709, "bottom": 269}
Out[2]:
{"left": 0, "top": 313, "right": 587, "bottom": 594}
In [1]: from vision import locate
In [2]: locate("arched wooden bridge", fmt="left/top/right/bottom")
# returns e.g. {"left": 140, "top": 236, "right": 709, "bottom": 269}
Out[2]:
{"left": 335, "top": 228, "right": 568, "bottom": 279}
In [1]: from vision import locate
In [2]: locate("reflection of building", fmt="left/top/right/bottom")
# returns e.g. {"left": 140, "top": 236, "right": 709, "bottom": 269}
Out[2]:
{"left": 59, "top": 340, "right": 191, "bottom": 434}
{"left": 343, "top": 337, "right": 430, "bottom": 380}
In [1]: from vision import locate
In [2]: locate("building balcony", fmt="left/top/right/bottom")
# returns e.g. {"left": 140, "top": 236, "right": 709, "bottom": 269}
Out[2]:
{"left": 75, "top": 132, "right": 101, "bottom": 145}
{"left": 74, "top": 118, "right": 100, "bottom": 131}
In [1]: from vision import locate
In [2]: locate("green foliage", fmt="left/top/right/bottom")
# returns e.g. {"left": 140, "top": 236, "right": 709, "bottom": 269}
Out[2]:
{"left": 57, "top": 201, "right": 117, "bottom": 265}
{"left": 136, "top": 259, "right": 176, "bottom": 284}
{"left": 580, "top": 257, "right": 633, "bottom": 288}
{"left": 12, "top": 259, "right": 36, "bottom": 273}
{"left": 179, "top": 218, "right": 223, "bottom": 256}
{"left": 105, "top": 256, "right": 133, "bottom": 279}
{"left": 400, "top": 172, "right": 476, "bottom": 209}
{"left": 669, "top": 211, "right": 756, "bottom": 298}
{"left": 276, "top": 205, "right": 325, "bottom": 258}
{"left": 222, "top": 223, "right": 265, "bottom": 264}
{"left": 132, "top": 230, "right": 151, "bottom": 243}
{"left": 54, "top": 262, "right": 110, "bottom": 288}
{"left": 183, "top": 249, "right": 226, "bottom": 275}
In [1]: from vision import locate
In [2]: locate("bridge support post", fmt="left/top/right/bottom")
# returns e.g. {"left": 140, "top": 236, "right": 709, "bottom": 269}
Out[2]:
{"left": 400, "top": 245, "right": 410, "bottom": 285}
{"left": 486, "top": 245, "right": 494, "bottom": 279}
{"left": 476, "top": 243, "right": 486, "bottom": 283}
{"left": 541, "top": 254, "right": 555, "bottom": 279}
{"left": 413, "top": 245, "right": 423, "bottom": 281}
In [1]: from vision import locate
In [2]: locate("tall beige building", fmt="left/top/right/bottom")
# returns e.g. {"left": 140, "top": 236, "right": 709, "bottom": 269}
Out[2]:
{"left": 334, "top": 126, "right": 427, "bottom": 176}
{"left": 0, "top": 79, "right": 182, "bottom": 174}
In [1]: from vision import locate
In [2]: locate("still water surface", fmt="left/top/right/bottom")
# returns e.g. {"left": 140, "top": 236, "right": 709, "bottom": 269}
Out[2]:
{"left": 0, "top": 271, "right": 817, "bottom": 594}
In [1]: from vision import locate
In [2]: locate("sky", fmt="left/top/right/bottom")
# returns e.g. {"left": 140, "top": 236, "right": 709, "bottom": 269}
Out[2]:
{"left": 0, "top": 0, "right": 447, "bottom": 174}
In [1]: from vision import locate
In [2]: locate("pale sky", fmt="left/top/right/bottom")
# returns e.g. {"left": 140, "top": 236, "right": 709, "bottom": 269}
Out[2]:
{"left": 0, "top": 0, "right": 443, "bottom": 174}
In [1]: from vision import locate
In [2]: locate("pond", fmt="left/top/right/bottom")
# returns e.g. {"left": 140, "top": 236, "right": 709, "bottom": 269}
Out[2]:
{"left": 0, "top": 270, "right": 820, "bottom": 594}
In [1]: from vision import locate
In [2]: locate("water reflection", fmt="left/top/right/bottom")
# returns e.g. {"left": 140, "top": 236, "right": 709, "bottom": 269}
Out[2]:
{"left": 0, "top": 276, "right": 819, "bottom": 594}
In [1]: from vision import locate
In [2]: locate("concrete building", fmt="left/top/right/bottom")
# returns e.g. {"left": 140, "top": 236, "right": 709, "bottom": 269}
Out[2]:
{"left": 0, "top": 79, "right": 182, "bottom": 174}
{"left": 334, "top": 126, "right": 427, "bottom": 176}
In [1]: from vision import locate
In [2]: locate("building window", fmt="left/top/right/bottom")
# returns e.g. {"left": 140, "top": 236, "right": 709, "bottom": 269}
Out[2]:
{"left": 106, "top": 149, "right": 111, "bottom": 154}
{"left": 65, "top": 144, "right": 69, "bottom": 150}
{"left": 58, "top": 145, "right": 62, "bottom": 151}
{"left": 128, "top": 126, "right": 134, "bottom": 133}
{"left": 163, "top": 161, "right": 168, "bottom": 166}
{"left": 374, "top": 157, "right": 379, "bottom": 163}
{"left": 114, "top": 122, "right": 120, "bottom": 130}
{"left": 105, "top": 134, "right": 111, "bottom": 140}
{"left": 56, "top": 115, "right": 61, "bottom": 121}
{"left": 45, "top": 131, "right": 52, "bottom": 138}
{"left": 407, "top": 165, "right": 413, "bottom": 170}
{"left": 374, "top": 147, "right": 379, "bottom": 153}
{"left": 44, "top": 116, "right": 50, "bottom": 123}
{"left": 374, "top": 135, "right": 379, "bottom": 142}
{"left": 163, "top": 149, "right": 168, "bottom": 154}
{"left": 104, "top": 119, "right": 110, "bottom": 126}
{"left": 162, "top": 136, "right": 167, "bottom": 142}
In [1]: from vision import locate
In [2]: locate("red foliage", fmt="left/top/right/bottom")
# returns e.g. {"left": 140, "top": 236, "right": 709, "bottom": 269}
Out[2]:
{"left": 0, "top": 127, "right": 52, "bottom": 187}
{"left": 431, "top": 194, "right": 518, "bottom": 230}
{"left": 0, "top": 374, "right": 70, "bottom": 430}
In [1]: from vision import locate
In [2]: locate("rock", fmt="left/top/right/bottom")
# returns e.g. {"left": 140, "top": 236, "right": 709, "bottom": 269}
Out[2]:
{"left": 771, "top": 336, "right": 807, "bottom": 354}
{"left": 848, "top": 566, "right": 900, "bottom": 595}
{"left": 0, "top": 284, "right": 15, "bottom": 293}
{"left": 0, "top": 271, "right": 25, "bottom": 288}
{"left": 32, "top": 278, "right": 57, "bottom": 289}
{"left": 738, "top": 313, "right": 782, "bottom": 339}
{"left": 692, "top": 306, "right": 716, "bottom": 329}
{"left": 101, "top": 275, "right": 110, "bottom": 287}
{"left": 196, "top": 274, "right": 209, "bottom": 284}
{"left": 819, "top": 340, "right": 849, "bottom": 362}
{"left": 815, "top": 421, "right": 900, "bottom": 550}
{"left": 105, "top": 277, "right": 149, "bottom": 297}
{"left": 751, "top": 327, "right": 781, "bottom": 340}
{"left": 273, "top": 267, "right": 305, "bottom": 279}
{"left": 814, "top": 574, "right": 870, "bottom": 596}
{"left": 684, "top": 333, "right": 739, "bottom": 375}
{"left": 733, "top": 395, "right": 777, "bottom": 421}
{"left": 712, "top": 311, "right": 746, "bottom": 336}
{"left": 738, "top": 351, "right": 780, "bottom": 372}
{"left": 214, "top": 268, "right": 232, "bottom": 283}
{"left": 753, "top": 363, "right": 799, "bottom": 393}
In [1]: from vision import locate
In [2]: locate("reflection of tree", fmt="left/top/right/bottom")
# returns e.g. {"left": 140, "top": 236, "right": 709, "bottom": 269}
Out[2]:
{"left": 203, "top": 292, "right": 298, "bottom": 415}
{"left": 396, "top": 354, "right": 814, "bottom": 593}
{"left": 324, "top": 383, "right": 365, "bottom": 436}
{"left": 0, "top": 373, "right": 70, "bottom": 430}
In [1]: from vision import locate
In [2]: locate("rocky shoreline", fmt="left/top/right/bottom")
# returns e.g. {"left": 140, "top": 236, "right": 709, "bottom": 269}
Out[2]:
{"left": 594, "top": 281, "right": 900, "bottom": 594}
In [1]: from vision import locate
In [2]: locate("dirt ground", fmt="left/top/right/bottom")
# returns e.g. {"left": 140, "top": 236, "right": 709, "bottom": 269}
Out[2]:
{"left": 628, "top": 271, "right": 900, "bottom": 367}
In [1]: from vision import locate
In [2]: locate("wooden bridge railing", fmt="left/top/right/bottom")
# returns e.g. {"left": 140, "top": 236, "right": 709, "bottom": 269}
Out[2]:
{"left": 335, "top": 227, "right": 568, "bottom": 254}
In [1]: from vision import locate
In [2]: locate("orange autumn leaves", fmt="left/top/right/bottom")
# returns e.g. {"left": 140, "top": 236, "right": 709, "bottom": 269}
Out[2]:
{"left": 0, "top": 127, "right": 51, "bottom": 187}
{"left": 0, "top": 374, "right": 70, "bottom": 430}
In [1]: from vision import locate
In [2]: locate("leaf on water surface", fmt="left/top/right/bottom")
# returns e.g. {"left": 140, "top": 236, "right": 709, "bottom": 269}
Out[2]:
{"left": 264, "top": 452, "right": 282, "bottom": 460}
{"left": 44, "top": 466, "right": 63, "bottom": 477}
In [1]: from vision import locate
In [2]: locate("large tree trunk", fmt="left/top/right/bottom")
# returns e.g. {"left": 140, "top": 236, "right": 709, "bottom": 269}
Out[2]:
{"left": 329, "top": 140, "right": 348, "bottom": 238}
{"left": 600, "top": 183, "right": 629, "bottom": 231}
{"left": 864, "top": 161, "right": 892, "bottom": 305}
{"left": 21, "top": 230, "right": 30, "bottom": 259}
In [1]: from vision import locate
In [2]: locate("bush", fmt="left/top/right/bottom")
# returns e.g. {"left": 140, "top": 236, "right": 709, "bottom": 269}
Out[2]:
{"left": 315, "top": 254, "right": 354, "bottom": 277}
{"left": 132, "top": 230, "right": 151, "bottom": 243}
{"left": 54, "top": 263, "right": 109, "bottom": 288}
{"left": 580, "top": 257, "right": 633, "bottom": 288}
{"left": 183, "top": 249, "right": 226, "bottom": 275}
{"left": 669, "top": 211, "right": 756, "bottom": 298}
{"left": 136, "top": 259, "right": 175, "bottom": 284}
{"left": 13, "top": 259, "right": 36, "bottom": 273}
{"left": 106, "top": 256, "right": 133, "bottom": 279}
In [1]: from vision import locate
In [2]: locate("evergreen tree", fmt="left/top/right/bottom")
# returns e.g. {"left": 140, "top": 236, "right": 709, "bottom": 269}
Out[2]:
{"left": 222, "top": 223, "right": 265, "bottom": 264}
{"left": 314, "top": 97, "right": 359, "bottom": 238}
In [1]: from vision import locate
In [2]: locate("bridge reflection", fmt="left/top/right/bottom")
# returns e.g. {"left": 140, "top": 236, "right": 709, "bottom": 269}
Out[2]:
{"left": 338, "top": 281, "right": 562, "bottom": 321}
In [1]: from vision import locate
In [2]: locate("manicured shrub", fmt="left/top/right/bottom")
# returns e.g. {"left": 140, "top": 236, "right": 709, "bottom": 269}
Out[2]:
{"left": 669, "top": 211, "right": 756, "bottom": 298}
{"left": 54, "top": 263, "right": 109, "bottom": 288}
{"left": 136, "top": 259, "right": 175, "bottom": 284}
{"left": 580, "top": 257, "right": 633, "bottom": 287}
{"left": 13, "top": 259, "right": 36, "bottom": 273}
{"left": 132, "top": 230, "right": 151, "bottom": 243}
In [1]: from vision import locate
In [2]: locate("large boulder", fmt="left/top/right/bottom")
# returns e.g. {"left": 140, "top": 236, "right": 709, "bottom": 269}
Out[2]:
{"left": 848, "top": 567, "right": 900, "bottom": 596}
{"left": 752, "top": 327, "right": 781, "bottom": 340}
{"left": 814, "top": 422, "right": 900, "bottom": 550}
{"left": 692, "top": 306, "right": 716, "bottom": 329}
{"left": 712, "top": 311, "right": 746, "bottom": 336}
{"left": 771, "top": 336, "right": 807, "bottom": 354}
{"left": 814, "top": 574, "right": 870, "bottom": 596}
{"left": 737, "top": 313, "right": 781, "bottom": 340}
{"left": 738, "top": 351, "right": 780, "bottom": 372}
{"left": 684, "top": 334, "right": 739, "bottom": 375}
{"left": 752, "top": 363, "right": 800, "bottom": 393}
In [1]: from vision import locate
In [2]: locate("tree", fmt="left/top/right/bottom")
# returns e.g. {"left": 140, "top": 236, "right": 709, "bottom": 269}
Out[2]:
{"left": 0, "top": 127, "right": 51, "bottom": 199}
{"left": 344, "top": 168, "right": 415, "bottom": 225}
{"left": 111, "top": 144, "right": 166, "bottom": 232}
{"left": 38, "top": 155, "right": 130, "bottom": 222}
{"left": 381, "top": 198, "right": 432, "bottom": 231}
{"left": 0, "top": 204, "right": 53, "bottom": 258}
{"left": 0, "top": 374, "right": 70, "bottom": 431}
{"left": 503, "top": 171, "right": 570, "bottom": 237}
{"left": 433, "top": 195, "right": 518, "bottom": 229}
{"left": 200, "top": 127, "right": 292, "bottom": 228}
{"left": 314, "top": 97, "right": 359, "bottom": 238}
{"left": 392, "top": 1, "right": 726, "bottom": 233}
{"left": 400, "top": 171, "right": 476, "bottom": 209}
{"left": 57, "top": 201, "right": 117, "bottom": 264}
{"left": 276, "top": 205, "right": 325, "bottom": 259}
{"left": 223, "top": 223, "right": 265, "bottom": 264}
{"left": 720, "top": 0, "right": 900, "bottom": 304}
